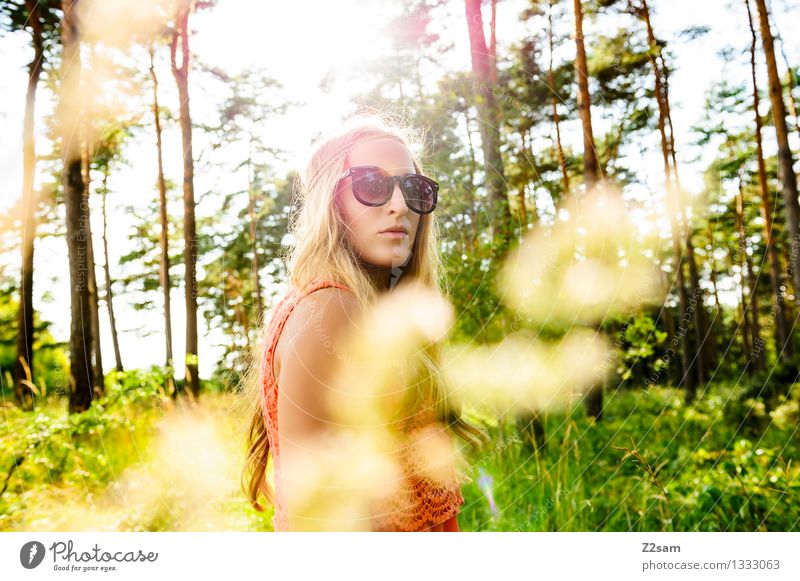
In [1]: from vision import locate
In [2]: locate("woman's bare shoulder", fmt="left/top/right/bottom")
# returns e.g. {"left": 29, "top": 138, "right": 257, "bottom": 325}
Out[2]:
{"left": 274, "top": 288, "right": 360, "bottom": 377}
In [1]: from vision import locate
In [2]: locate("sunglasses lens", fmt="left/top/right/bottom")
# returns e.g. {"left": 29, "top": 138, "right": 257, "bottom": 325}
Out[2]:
{"left": 401, "top": 176, "right": 438, "bottom": 213}
{"left": 350, "top": 167, "right": 389, "bottom": 205}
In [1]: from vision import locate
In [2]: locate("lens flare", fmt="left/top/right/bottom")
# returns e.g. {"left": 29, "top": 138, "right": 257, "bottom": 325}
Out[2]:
{"left": 497, "top": 187, "right": 663, "bottom": 326}
{"left": 443, "top": 330, "right": 611, "bottom": 414}
{"left": 477, "top": 467, "right": 498, "bottom": 516}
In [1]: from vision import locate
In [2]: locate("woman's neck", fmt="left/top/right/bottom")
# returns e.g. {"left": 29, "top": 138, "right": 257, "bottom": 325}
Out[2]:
{"left": 358, "top": 259, "right": 397, "bottom": 292}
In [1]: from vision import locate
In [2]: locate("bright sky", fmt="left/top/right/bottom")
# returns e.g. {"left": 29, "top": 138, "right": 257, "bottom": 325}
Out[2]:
{"left": 0, "top": 0, "right": 798, "bottom": 379}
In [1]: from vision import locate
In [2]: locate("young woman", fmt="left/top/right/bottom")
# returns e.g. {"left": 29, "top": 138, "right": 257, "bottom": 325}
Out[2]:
{"left": 241, "top": 114, "right": 487, "bottom": 531}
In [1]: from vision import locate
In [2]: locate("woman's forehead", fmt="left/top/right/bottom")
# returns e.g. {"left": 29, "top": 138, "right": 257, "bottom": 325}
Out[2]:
{"left": 348, "top": 138, "right": 415, "bottom": 173}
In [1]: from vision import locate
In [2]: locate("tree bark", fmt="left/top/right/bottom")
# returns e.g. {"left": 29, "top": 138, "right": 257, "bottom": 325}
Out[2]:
{"left": 60, "top": 0, "right": 94, "bottom": 413}
{"left": 15, "top": 0, "right": 44, "bottom": 411}
{"left": 573, "top": 0, "right": 600, "bottom": 189}
{"left": 704, "top": 224, "right": 721, "bottom": 368}
{"left": 464, "top": 0, "right": 513, "bottom": 254}
{"left": 746, "top": 0, "right": 792, "bottom": 360}
{"left": 736, "top": 175, "right": 764, "bottom": 371}
{"left": 517, "top": 131, "right": 529, "bottom": 229}
{"left": 100, "top": 172, "right": 123, "bottom": 373}
{"left": 489, "top": 0, "right": 497, "bottom": 85}
{"left": 769, "top": 5, "right": 800, "bottom": 138}
{"left": 754, "top": 0, "right": 800, "bottom": 297}
{"left": 548, "top": 0, "right": 570, "bottom": 196}
{"left": 81, "top": 125, "right": 104, "bottom": 398}
{"left": 150, "top": 46, "right": 176, "bottom": 396}
{"left": 572, "top": 0, "right": 603, "bottom": 419}
{"left": 171, "top": 0, "right": 199, "bottom": 398}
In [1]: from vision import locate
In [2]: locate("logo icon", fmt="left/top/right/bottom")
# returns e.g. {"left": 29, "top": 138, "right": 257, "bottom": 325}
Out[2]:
{"left": 20, "top": 541, "right": 46, "bottom": 569}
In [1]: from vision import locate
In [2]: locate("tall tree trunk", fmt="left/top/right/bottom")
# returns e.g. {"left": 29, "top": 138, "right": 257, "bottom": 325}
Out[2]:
{"left": 489, "top": 0, "right": 497, "bottom": 85}
{"left": 517, "top": 131, "right": 529, "bottom": 229}
{"left": 171, "top": 0, "right": 199, "bottom": 398}
{"left": 572, "top": 0, "right": 603, "bottom": 420}
{"left": 769, "top": 7, "right": 800, "bottom": 138}
{"left": 81, "top": 126, "right": 104, "bottom": 398}
{"left": 684, "top": 235, "right": 708, "bottom": 384}
{"left": 658, "top": 258, "right": 676, "bottom": 386}
{"left": 706, "top": 233, "right": 722, "bottom": 313}
{"left": 150, "top": 46, "right": 176, "bottom": 396}
{"left": 60, "top": 0, "right": 93, "bottom": 413}
{"left": 548, "top": 0, "right": 570, "bottom": 197}
{"left": 746, "top": 0, "right": 792, "bottom": 360}
{"left": 730, "top": 246, "right": 753, "bottom": 370}
{"left": 736, "top": 174, "right": 763, "bottom": 371}
{"left": 464, "top": 0, "right": 512, "bottom": 254}
{"left": 100, "top": 172, "right": 123, "bottom": 373}
{"left": 525, "top": 128, "right": 541, "bottom": 225}
{"left": 15, "top": 0, "right": 44, "bottom": 411}
{"left": 754, "top": 0, "right": 800, "bottom": 297}
{"left": 463, "top": 110, "right": 480, "bottom": 254}
{"left": 780, "top": 66, "right": 800, "bottom": 138}
{"left": 572, "top": 0, "right": 600, "bottom": 189}
{"left": 704, "top": 224, "right": 721, "bottom": 368}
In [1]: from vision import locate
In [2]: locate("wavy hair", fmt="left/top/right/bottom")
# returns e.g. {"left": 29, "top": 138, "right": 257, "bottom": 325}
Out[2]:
{"left": 240, "top": 113, "right": 488, "bottom": 513}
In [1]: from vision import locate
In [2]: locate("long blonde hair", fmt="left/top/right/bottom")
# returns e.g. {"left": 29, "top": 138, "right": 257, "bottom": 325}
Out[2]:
{"left": 241, "top": 113, "right": 488, "bottom": 512}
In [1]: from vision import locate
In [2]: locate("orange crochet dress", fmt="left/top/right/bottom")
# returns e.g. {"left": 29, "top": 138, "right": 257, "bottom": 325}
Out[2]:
{"left": 259, "top": 277, "right": 464, "bottom": 532}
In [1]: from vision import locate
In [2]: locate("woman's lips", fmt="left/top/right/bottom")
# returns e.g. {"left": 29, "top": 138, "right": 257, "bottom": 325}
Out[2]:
{"left": 379, "top": 230, "right": 407, "bottom": 239}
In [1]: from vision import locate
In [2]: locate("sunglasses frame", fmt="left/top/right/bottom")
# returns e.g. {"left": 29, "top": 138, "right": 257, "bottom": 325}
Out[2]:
{"left": 337, "top": 165, "right": 439, "bottom": 215}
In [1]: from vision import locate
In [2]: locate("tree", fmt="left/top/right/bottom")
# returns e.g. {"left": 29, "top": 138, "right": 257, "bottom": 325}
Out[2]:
{"left": 572, "top": 0, "right": 603, "bottom": 419}
{"left": 745, "top": 0, "right": 791, "bottom": 360}
{"left": 149, "top": 44, "right": 175, "bottom": 395}
{"left": 171, "top": 0, "right": 200, "bottom": 397}
{"left": 753, "top": 0, "right": 800, "bottom": 298}
{"left": 464, "top": 0, "right": 513, "bottom": 256}
{"left": 1, "top": 0, "right": 60, "bottom": 410}
{"left": 209, "top": 66, "right": 290, "bottom": 320}
{"left": 80, "top": 88, "right": 105, "bottom": 397}
{"left": 572, "top": 0, "right": 600, "bottom": 189}
{"left": 91, "top": 124, "right": 135, "bottom": 375}
{"left": 547, "top": 0, "right": 570, "bottom": 195}
{"left": 58, "top": 0, "right": 95, "bottom": 413}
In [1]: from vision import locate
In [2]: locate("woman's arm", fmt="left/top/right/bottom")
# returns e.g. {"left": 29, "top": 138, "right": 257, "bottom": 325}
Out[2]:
{"left": 276, "top": 287, "right": 363, "bottom": 530}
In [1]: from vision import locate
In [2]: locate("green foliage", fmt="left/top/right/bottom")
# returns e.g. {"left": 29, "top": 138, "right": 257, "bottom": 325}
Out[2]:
{"left": 0, "top": 286, "right": 69, "bottom": 399}
{"left": 3, "top": 371, "right": 796, "bottom": 532}
{"left": 458, "top": 383, "right": 800, "bottom": 531}
{"left": 608, "top": 312, "right": 669, "bottom": 383}
{"left": 0, "top": 369, "right": 169, "bottom": 531}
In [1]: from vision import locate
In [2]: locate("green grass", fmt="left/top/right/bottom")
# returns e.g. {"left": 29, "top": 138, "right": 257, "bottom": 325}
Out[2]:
{"left": 1, "top": 371, "right": 797, "bottom": 531}
{"left": 459, "top": 384, "right": 800, "bottom": 531}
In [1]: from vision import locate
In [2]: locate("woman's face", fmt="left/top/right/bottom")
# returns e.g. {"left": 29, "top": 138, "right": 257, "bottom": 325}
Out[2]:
{"left": 337, "top": 138, "right": 422, "bottom": 269}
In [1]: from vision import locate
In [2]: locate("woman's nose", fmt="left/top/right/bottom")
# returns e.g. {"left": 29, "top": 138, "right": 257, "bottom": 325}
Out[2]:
{"left": 387, "top": 180, "right": 409, "bottom": 215}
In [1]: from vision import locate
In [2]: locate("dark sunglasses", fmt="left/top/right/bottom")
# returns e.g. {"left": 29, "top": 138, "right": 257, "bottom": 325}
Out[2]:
{"left": 337, "top": 165, "right": 438, "bottom": 215}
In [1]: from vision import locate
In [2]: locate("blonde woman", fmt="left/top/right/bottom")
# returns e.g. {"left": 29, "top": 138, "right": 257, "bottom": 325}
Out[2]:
{"left": 241, "top": 114, "right": 487, "bottom": 531}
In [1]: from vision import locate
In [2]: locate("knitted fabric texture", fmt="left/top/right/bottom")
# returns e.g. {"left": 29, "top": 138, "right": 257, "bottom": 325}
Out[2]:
{"left": 259, "top": 277, "right": 464, "bottom": 531}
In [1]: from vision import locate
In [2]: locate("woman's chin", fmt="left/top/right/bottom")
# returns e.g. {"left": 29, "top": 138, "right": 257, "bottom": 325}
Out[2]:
{"left": 362, "top": 252, "right": 411, "bottom": 270}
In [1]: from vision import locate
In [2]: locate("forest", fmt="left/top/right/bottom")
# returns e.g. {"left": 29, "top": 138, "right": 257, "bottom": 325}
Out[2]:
{"left": 0, "top": 0, "right": 798, "bottom": 532}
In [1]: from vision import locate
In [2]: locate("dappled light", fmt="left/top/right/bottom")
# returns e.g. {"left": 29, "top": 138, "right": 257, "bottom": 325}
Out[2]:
{"left": 0, "top": 0, "right": 798, "bottom": 543}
